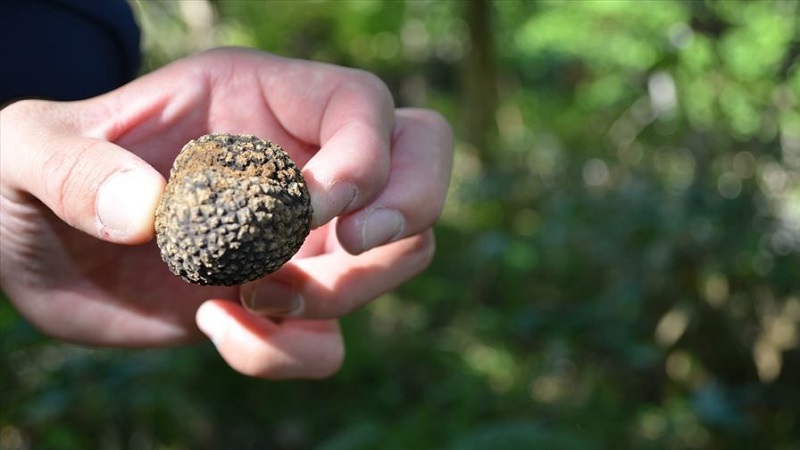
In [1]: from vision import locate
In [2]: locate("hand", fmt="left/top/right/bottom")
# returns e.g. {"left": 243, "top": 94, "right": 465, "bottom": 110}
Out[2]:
{"left": 0, "top": 48, "right": 453, "bottom": 378}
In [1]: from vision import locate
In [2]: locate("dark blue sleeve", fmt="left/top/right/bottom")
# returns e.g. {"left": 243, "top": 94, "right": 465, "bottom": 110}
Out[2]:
{"left": 0, "top": 0, "right": 141, "bottom": 104}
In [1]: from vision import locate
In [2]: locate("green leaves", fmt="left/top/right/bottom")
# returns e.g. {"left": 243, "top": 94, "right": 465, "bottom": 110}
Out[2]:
{"left": 3, "top": 1, "right": 798, "bottom": 448}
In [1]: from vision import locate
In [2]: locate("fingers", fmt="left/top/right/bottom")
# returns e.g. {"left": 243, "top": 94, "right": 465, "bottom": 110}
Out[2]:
{"left": 237, "top": 50, "right": 396, "bottom": 228}
{"left": 196, "top": 230, "right": 430, "bottom": 377}
{"left": 236, "top": 108, "right": 449, "bottom": 320}
{"left": 240, "top": 230, "right": 435, "bottom": 320}
{"left": 198, "top": 51, "right": 452, "bottom": 254}
{"left": 294, "top": 72, "right": 396, "bottom": 229}
{"left": 196, "top": 300, "right": 344, "bottom": 379}
{"left": 0, "top": 100, "right": 165, "bottom": 244}
{"left": 336, "top": 109, "right": 454, "bottom": 254}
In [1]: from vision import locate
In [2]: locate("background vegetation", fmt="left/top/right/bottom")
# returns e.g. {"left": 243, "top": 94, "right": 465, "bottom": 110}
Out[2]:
{"left": 2, "top": 0, "right": 799, "bottom": 449}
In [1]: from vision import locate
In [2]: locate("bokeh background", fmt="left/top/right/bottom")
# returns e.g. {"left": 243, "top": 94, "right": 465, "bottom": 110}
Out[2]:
{"left": 2, "top": 1, "right": 799, "bottom": 449}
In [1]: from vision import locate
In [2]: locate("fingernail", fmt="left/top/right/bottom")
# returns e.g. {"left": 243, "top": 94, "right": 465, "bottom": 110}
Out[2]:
{"left": 241, "top": 281, "right": 305, "bottom": 317}
{"left": 310, "top": 181, "right": 357, "bottom": 228}
{"left": 97, "top": 170, "right": 160, "bottom": 238}
{"left": 196, "top": 302, "right": 227, "bottom": 345}
{"left": 362, "top": 208, "right": 405, "bottom": 251}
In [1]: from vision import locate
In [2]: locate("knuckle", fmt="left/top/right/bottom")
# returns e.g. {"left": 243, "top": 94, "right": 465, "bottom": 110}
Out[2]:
{"left": 420, "top": 109, "right": 454, "bottom": 136}
{"left": 40, "top": 147, "right": 74, "bottom": 219}
{"left": 399, "top": 108, "right": 454, "bottom": 142}
{"left": 2, "top": 99, "right": 44, "bottom": 121}
{"left": 354, "top": 70, "right": 392, "bottom": 98}
{"left": 343, "top": 69, "right": 394, "bottom": 113}
{"left": 41, "top": 141, "right": 97, "bottom": 223}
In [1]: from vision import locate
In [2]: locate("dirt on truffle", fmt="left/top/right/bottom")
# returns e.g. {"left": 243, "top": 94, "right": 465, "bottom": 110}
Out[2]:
{"left": 155, "top": 133, "right": 312, "bottom": 286}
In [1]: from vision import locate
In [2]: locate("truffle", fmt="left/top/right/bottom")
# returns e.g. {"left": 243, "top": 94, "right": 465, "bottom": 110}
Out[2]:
{"left": 155, "top": 133, "right": 312, "bottom": 286}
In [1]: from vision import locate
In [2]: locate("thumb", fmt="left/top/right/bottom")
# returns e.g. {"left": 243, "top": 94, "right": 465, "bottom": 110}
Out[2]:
{"left": 1, "top": 102, "right": 165, "bottom": 244}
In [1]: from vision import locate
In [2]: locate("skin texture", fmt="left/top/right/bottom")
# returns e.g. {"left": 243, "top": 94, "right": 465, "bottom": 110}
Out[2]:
{"left": 0, "top": 48, "right": 453, "bottom": 379}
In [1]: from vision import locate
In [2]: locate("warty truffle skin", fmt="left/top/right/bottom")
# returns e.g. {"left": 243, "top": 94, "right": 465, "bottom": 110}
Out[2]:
{"left": 155, "top": 133, "right": 312, "bottom": 286}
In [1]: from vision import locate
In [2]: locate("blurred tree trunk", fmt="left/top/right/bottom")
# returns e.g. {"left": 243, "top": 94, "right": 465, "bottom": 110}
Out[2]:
{"left": 463, "top": 0, "right": 498, "bottom": 168}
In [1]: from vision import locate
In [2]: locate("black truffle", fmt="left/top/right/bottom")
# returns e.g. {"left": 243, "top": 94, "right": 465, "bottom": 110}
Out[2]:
{"left": 155, "top": 133, "right": 312, "bottom": 286}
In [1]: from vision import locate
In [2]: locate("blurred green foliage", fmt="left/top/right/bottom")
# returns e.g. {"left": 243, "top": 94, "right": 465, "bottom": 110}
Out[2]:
{"left": 2, "top": 0, "right": 799, "bottom": 449}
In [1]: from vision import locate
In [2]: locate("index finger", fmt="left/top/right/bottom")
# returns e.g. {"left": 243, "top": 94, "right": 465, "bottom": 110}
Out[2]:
{"left": 255, "top": 52, "right": 396, "bottom": 228}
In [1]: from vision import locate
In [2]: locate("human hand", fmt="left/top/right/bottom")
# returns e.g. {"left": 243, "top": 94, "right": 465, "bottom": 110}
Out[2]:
{"left": 0, "top": 48, "right": 453, "bottom": 378}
